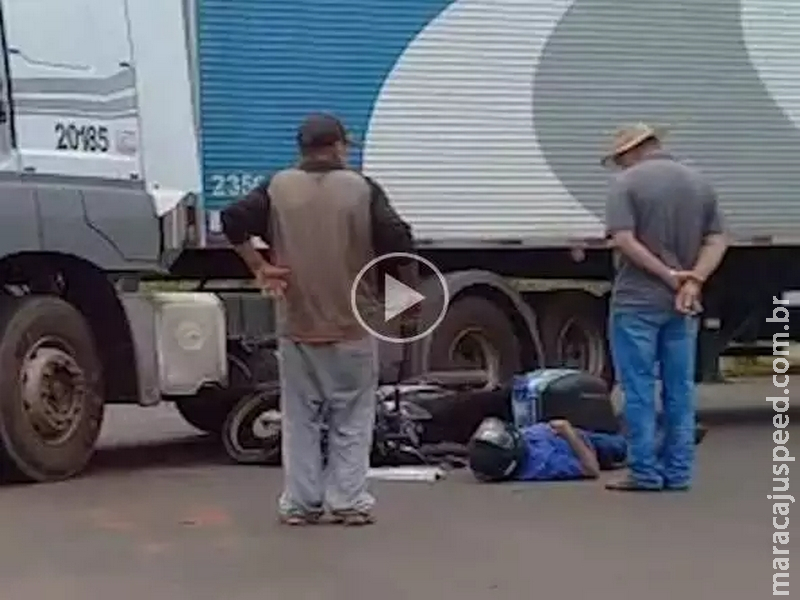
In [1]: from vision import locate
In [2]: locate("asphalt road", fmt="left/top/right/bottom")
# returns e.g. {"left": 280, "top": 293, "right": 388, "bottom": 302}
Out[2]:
{"left": 0, "top": 378, "right": 795, "bottom": 600}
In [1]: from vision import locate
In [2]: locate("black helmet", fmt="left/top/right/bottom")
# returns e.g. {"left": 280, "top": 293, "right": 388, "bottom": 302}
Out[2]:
{"left": 468, "top": 418, "right": 526, "bottom": 482}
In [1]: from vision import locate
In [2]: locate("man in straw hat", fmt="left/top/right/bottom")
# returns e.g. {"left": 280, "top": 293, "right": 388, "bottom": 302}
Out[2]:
{"left": 601, "top": 122, "right": 728, "bottom": 492}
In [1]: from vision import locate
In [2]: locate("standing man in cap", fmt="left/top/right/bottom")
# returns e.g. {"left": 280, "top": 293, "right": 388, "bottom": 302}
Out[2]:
{"left": 601, "top": 123, "right": 728, "bottom": 492}
{"left": 221, "top": 113, "right": 414, "bottom": 525}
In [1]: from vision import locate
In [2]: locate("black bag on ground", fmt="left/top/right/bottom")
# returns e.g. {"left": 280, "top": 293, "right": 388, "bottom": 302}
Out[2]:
{"left": 412, "top": 369, "right": 620, "bottom": 444}
{"left": 529, "top": 370, "right": 620, "bottom": 434}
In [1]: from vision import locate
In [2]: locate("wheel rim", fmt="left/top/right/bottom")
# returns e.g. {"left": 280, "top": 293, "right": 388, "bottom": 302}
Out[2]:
{"left": 251, "top": 409, "right": 281, "bottom": 443}
{"left": 20, "top": 338, "right": 86, "bottom": 446}
{"left": 555, "top": 317, "right": 606, "bottom": 376}
{"left": 446, "top": 327, "right": 501, "bottom": 389}
{"left": 226, "top": 391, "right": 281, "bottom": 460}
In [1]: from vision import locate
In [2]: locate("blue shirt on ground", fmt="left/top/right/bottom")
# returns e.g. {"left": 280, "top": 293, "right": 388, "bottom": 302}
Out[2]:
{"left": 515, "top": 423, "right": 627, "bottom": 481}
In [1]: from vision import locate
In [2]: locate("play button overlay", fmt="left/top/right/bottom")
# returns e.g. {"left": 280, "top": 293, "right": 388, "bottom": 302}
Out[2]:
{"left": 384, "top": 274, "right": 425, "bottom": 322}
{"left": 351, "top": 252, "right": 449, "bottom": 344}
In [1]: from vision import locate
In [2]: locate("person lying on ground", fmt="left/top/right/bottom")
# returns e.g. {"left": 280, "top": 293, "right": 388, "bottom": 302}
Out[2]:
{"left": 513, "top": 419, "right": 706, "bottom": 482}
{"left": 468, "top": 416, "right": 707, "bottom": 483}
{"left": 515, "top": 419, "right": 626, "bottom": 481}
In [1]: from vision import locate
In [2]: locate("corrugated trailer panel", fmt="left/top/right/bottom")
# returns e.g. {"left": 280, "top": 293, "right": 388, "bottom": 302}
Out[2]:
{"left": 196, "top": 0, "right": 800, "bottom": 243}
{"left": 194, "top": 0, "right": 447, "bottom": 211}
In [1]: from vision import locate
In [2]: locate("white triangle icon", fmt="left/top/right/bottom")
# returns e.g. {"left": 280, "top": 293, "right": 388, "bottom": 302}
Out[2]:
{"left": 384, "top": 274, "right": 425, "bottom": 322}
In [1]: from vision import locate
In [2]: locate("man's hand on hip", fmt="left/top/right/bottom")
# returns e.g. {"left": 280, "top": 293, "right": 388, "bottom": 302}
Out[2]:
{"left": 231, "top": 239, "right": 291, "bottom": 299}
{"left": 254, "top": 263, "right": 291, "bottom": 299}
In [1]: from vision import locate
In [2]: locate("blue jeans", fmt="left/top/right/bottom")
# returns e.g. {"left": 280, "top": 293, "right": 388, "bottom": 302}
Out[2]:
{"left": 609, "top": 309, "right": 699, "bottom": 488}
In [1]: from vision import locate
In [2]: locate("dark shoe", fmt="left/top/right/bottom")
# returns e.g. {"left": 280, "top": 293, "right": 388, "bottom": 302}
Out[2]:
{"left": 663, "top": 482, "right": 691, "bottom": 492}
{"left": 695, "top": 424, "right": 708, "bottom": 445}
{"left": 605, "top": 477, "right": 663, "bottom": 492}
{"left": 330, "top": 510, "right": 376, "bottom": 527}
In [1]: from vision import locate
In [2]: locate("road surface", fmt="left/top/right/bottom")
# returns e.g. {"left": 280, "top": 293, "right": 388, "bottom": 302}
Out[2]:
{"left": 0, "top": 378, "right": 793, "bottom": 600}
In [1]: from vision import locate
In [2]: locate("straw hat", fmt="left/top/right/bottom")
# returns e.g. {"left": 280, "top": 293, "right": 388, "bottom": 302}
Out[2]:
{"left": 601, "top": 122, "right": 665, "bottom": 166}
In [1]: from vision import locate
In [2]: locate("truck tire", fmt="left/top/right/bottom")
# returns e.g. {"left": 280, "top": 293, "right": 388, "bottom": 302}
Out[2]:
{"left": 175, "top": 339, "right": 278, "bottom": 435}
{"left": 426, "top": 296, "right": 522, "bottom": 387}
{"left": 539, "top": 291, "right": 614, "bottom": 385}
{"left": 175, "top": 393, "right": 234, "bottom": 436}
{"left": 0, "top": 295, "right": 104, "bottom": 482}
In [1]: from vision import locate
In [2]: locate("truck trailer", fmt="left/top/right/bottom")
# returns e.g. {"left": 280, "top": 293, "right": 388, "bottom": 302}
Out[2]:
{"left": 0, "top": 0, "right": 796, "bottom": 482}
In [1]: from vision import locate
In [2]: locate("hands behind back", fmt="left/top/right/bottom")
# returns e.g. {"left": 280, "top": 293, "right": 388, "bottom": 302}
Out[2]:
{"left": 670, "top": 270, "right": 703, "bottom": 315}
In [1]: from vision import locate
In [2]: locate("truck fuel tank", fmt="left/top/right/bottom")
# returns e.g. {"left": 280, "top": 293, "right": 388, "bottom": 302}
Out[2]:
{"left": 119, "top": 292, "right": 228, "bottom": 404}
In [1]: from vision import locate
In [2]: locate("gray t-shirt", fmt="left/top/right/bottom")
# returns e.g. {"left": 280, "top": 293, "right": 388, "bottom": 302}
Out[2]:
{"left": 604, "top": 150, "right": 726, "bottom": 312}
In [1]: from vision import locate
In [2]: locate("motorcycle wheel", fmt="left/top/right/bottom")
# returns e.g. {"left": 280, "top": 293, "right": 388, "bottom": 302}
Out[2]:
{"left": 222, "top": 383, "right": 282, "bottom": 465}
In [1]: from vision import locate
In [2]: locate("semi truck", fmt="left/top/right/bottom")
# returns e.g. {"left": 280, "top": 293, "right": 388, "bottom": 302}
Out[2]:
{"left": 0, "top": 0, "right": 796, "bottom": 483}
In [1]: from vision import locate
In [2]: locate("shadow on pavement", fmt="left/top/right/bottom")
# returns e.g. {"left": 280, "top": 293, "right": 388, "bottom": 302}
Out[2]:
{"left": 74, "top": 405, "right": 793, "bottom": 478}
{"left": 87, "top": 435, "right": 235, "bottom": 475}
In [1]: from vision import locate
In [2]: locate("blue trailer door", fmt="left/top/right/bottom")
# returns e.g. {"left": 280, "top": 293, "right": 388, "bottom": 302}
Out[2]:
{"left": 194, "top": 0, "right": 453, "bottom": 226}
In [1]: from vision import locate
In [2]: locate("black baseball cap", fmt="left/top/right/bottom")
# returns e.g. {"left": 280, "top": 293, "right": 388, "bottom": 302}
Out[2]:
{"left": 296, "top": 113, "right": 358, "bottom": 151}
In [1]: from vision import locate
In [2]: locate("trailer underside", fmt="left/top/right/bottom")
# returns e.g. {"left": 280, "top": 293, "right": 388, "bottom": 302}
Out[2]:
{"left": 164, "top": 243, "right": 800, "bottom": 385}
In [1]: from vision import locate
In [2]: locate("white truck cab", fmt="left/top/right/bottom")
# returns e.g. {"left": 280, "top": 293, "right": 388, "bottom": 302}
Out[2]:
{"left": 0, "top": 0, "right": 231, "bottom": 483}
{"left": 1, "top": 0, "right": 201, "bottom": 216}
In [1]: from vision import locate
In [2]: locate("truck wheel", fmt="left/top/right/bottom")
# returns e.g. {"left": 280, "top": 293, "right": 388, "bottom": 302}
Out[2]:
{"left": 175, "top": 393, "right": 233, "bottom": 436}
{"left": 539, "top": 291, "right": 614, "bottom": 385}
{"left": 222, "top": 383, "right": 282, "bottom": 465}
{"left": 0, "top": 296, "right": 104, "bottom": 482}
{"left": 427, "top": 296, "right": 522, "bottom": 387}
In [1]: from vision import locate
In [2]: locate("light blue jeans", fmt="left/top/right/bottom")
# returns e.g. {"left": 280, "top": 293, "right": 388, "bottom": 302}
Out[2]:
{"left": 277, "top": 336, "right": 378, "bottom": 517}
{"left": 609, "top": 309, "right": 699, "bottom": 489}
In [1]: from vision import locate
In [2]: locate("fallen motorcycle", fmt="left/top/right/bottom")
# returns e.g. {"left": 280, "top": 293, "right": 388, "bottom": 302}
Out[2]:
{"left": 221, "top": 374, "right": 488, "bottom": 467}
{"left": 218, "top": 338, "right": 707, "bottom": 466}
{"left": 219, "top": 332, "right": 496, "bottom": 467}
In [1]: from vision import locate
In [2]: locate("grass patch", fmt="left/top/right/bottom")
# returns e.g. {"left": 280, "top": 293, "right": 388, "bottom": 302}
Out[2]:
{"left": 722, "top": 355, "right": 800, "bottom": 378}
